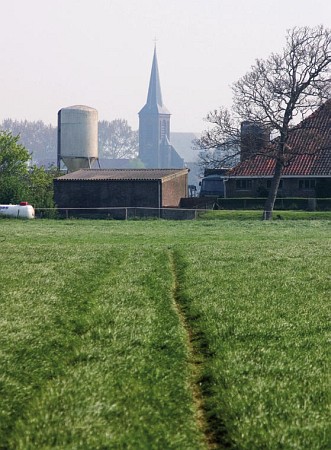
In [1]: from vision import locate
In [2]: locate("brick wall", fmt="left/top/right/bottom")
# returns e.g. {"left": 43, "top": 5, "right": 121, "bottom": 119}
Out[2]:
{"left": 226, "top": 178, "right": 320, "bottom": 198}
{"left": 54, "top": 180, "right": 160, "bottom": 208}
{"left": 54, "top": 174, "right": 189, "bottom": 210}
{"left": 162, "top": 173, "right": 188, "bottom": 206}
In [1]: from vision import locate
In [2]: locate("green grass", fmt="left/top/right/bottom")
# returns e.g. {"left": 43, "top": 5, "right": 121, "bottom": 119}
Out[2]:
{"left": 177, "top": 229, "right": 330, "bottom": 449}
{"left": 198, "top": 209, "right": 331, "bottom": 220}
{"left": 0, "top": 218, "right": 330, "bottom": 449}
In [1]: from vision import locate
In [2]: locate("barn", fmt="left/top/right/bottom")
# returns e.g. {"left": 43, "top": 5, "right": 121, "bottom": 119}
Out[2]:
{"left": 54, "top": 168, "right": 189, "bottom": 217}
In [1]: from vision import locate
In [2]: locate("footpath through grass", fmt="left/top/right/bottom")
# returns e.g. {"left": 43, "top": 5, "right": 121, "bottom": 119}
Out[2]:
{"left": 0, "top": 217, "right": 330, "bottom": 449}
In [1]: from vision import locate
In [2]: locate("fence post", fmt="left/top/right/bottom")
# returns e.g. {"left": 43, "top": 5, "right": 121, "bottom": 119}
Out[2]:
{"left": 307, "top": 198, "right": 316, "bottom": 211}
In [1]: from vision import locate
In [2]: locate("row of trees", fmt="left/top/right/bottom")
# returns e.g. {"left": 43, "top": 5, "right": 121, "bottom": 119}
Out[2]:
{"left": 98, "top": 119, "right": 138, "bottom": 159}
{"left": 0, "top": 119, "right": 56, "bottom": 165}
{"left": 0, "top": 119, "right": 138, "bottom": 165}
{"left": 0, "top": 119, "right": 139, "bottom": 208}
{"left": 1, "top": 26, "right": 329, "bottom": 218}
{"left": 196, "top": 25, "right": 330, "bottom": 219}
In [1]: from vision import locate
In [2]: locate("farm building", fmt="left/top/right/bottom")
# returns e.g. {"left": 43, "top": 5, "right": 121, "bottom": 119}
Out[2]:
{"left": 54, "top": 168, "right": 189, "bottom": 215}
{"left": 226, "top": 100, "right": 331, "bottom": 198}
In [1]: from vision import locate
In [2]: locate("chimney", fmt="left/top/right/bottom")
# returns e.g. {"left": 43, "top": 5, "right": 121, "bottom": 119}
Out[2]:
{"left": 240, "top": 121, "right": 270, "bottom": 162}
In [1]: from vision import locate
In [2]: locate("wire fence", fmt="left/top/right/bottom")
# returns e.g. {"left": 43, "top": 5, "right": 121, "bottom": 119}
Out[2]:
{"left": 34, "top": 206, "right": 215, "bottom": 220}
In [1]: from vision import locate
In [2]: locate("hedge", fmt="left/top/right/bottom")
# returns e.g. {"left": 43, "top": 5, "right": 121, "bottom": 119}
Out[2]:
{"left": 216, "top": 198, "right": 331, "bottom": 211}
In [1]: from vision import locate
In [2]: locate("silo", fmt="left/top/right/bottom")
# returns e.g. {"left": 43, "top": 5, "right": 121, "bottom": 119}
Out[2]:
{"left": 58, "top": 105, "right": 98, "bottom": 172}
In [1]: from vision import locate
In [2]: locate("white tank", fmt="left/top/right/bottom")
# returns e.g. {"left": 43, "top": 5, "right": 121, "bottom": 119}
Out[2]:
{"left": 0, "top": 202, "right": 35, "bottom": 219}
{"left": 58, "top": 105, "right": 98, "bottom": 172}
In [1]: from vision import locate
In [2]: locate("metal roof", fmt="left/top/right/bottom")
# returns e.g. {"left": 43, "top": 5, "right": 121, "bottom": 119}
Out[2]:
{"left": 60, "top": 105, "right": 97, "bottom": 112}
{"left": 55, "top": 168, "right": 188, "bottom": 182}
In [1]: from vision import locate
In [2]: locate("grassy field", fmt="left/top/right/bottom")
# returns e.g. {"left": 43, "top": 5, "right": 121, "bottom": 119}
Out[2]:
{"left": 0, "top": 217, "right": 330, "bottom": 449}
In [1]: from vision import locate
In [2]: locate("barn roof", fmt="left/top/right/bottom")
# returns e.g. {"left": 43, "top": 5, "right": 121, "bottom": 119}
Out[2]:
{"left": 229, "top": 100, "right": 331, "bottom": 178}
{"left": 55, "top": 168, "right": 188, "bottom": 182}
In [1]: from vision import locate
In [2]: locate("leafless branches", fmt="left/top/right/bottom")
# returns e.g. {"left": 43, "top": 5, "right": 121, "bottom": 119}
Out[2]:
{"left": 196, "top": 25, "right": 330, "bottom": 218}
{"left": 233, "top": 25, "right": 330, "bottom": 132}
{"left": 98, "top": 119, "right": 138, "bottom": 159}
{"left": 197, "top": 25, "right": 330, "bottom": 165}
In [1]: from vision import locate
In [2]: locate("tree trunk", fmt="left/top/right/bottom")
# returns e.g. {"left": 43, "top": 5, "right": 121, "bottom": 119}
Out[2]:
{"left": 263, "top": 160, "right": 283, "bottom": 220}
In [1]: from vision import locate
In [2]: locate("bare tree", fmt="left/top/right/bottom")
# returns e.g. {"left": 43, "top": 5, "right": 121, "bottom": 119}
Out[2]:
{"left": 194, "top": 108, "right": 241, "bottom": 170}
{"left": 1, "top": 119, "right": 57, "bottom": 165}
{"left": 98, "top": 119, "right": 138, "bottom": 159}
{"left": 1, "top": 118, "right": 139, "bottom": 165}
{"left": 196, "top": 25, "right": 331, "bottom": 219}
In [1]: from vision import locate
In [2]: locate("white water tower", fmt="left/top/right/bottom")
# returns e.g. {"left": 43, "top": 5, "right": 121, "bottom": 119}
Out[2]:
{"left": 57, "top": 105, "right": 99, "bottom": 172}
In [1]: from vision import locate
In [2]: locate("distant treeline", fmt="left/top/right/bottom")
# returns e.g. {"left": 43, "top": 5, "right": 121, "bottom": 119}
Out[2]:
{"left": 0, "top": 118, "right": 138, "bottom": 166}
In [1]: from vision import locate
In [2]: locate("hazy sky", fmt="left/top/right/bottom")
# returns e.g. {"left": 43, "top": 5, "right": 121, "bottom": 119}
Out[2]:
{"left": 1, "top": 0, "right": 330, "bottom": 132}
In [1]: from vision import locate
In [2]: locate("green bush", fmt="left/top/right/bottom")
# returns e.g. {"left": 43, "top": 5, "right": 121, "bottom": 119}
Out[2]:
{"left": 217, "top": 197, "right": 331, "bottom": 211}
{"left": 316, "top": 198, "right": 331, "bottom": 210}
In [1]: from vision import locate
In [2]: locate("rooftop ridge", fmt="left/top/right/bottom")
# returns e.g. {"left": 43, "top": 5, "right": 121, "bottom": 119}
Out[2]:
{"left": 55, "top": 168, "right": 188, "bottom": 181}
{"left": 229, "top": 99, "right": 331, "bottom": 177}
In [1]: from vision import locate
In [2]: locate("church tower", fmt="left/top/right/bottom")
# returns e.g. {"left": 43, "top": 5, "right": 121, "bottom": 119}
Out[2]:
{"left": 139, "top": 48, "right": 183, "bottom": 169}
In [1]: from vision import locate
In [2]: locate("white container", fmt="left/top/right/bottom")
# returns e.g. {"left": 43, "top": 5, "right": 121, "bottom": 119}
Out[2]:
{"left": 58, "top": 105, "right": 98, "bottom": 172}
{"left": 0, "top": 202, "right": 35, "bottom": 219}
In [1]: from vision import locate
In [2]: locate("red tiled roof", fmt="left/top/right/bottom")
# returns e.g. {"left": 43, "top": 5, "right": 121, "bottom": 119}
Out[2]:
{"left": 229, "top": 100, "right": 331, "bottom": 177}
{"left": 55, "top": 168, "right": 188, "bottom": 182}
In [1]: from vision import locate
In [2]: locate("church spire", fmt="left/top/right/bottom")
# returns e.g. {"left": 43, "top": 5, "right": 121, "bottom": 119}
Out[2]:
{"left": 139, "top": 47, "right": 184, "bottom": 169}
{"left": 139, "top": 47, "right": 170, "bottom": 115}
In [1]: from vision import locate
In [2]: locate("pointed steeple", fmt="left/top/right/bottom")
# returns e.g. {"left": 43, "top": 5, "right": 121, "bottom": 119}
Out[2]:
{"left": 139, "top": 47, "right": 170, "bottom": 115}
{"left": 139, "top": 47, "right": 184, "bottom": 169}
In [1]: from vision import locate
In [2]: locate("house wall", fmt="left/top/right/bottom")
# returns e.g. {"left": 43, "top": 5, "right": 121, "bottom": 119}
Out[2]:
{"left": 281, "top": 179, "right": 316, "bottom": 197}
{"left": 226, "top": 177, "right": 321, "bottom": 198}
{"left": 54, "top": 180, "right": 161, "bottom": 209}
{"left": 162, "top": 173, "right": 188, "bottom": 207}
{"left": 226, "top": 178, "right": 260, "bottom": 198}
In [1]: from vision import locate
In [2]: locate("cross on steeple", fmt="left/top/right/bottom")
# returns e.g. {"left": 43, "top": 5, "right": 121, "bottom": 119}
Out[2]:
{"left": 140, "top": 46, "right": 169, "bottom": 113}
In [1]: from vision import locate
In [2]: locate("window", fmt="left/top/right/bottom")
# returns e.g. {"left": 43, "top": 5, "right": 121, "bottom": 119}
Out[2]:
{"left": 299, "top": 179, "right": 316, "bottom": 190}
{"left": 160, "top": 120, "right": 167, "bottom": 139}
{"left": 266, "top": 179, "right": 283, "bottom": 189}
{"left": 236, "top": 179, "right": 252, "bottom": 190}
